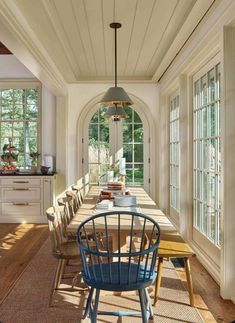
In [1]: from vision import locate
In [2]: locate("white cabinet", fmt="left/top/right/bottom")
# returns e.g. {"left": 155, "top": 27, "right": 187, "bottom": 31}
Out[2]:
{"left": 0, "top": 175, "right": 56, "bottom": 223}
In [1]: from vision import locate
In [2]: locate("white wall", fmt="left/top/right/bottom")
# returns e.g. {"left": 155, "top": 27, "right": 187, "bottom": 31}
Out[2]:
{"left": 66, "top": 83, "right": 159, "bottom": 194}
{"left": 0, "top": 55, "right": 34, "bottom": 78}
{"left": 41, "top": 85, "right": 56, "bottom": 159}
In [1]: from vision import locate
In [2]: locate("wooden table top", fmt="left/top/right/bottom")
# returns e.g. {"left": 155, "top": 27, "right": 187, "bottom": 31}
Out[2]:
{"left": 68, "top": 186, "right": 194, "bottom": 258}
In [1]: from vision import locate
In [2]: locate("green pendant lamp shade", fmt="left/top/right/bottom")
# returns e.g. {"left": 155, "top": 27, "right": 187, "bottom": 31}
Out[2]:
{"left": 100, "top": 22, "right": 133, "bottom": 120}
{"left": 99, "top": 86, "right": 133, "bottom": 106}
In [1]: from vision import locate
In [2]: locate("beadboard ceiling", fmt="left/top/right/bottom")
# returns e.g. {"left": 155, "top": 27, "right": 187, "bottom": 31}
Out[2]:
{"left": 10, "top": 0, "right": 211, "bottom": 82}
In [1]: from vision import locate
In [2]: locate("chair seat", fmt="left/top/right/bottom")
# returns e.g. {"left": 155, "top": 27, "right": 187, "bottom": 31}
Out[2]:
{"left": 83, "top": 261, "right": 157, "bottom": 291}
{"left": 53, "top": 241, "right": 80, "bottom": 260}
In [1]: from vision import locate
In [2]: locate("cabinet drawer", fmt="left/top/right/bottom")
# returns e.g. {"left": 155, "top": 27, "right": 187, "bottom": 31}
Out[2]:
{"left": 2, "top": 202, "right": 40, "bottom": 217}
{"left": 1, "top": 178, "right": 41, "bottom": 187}
{"left": 2, "top": 188, "right": 40, "bottom": 201}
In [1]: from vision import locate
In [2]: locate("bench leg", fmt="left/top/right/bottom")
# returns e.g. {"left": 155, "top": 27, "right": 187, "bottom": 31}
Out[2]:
{"left": 153, "top": 257, "right": 163, "bottom": 306}
{"left": 184, "top": 257, "right": 195, "bottom": 307}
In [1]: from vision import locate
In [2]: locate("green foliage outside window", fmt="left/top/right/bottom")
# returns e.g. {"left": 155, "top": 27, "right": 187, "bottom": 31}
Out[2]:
{"left": 0, "top": 87, "right": 39, "bottom": 168}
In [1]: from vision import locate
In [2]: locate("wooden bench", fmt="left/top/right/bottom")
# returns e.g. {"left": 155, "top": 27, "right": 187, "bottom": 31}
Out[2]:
{"left": 155, "top": 233, "right": 195, "bottom": 306}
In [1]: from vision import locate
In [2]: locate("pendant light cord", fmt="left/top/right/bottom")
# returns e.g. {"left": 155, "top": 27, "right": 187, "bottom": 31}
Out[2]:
{"left": 114, "top": 25, "right": 117, "bottom": 87}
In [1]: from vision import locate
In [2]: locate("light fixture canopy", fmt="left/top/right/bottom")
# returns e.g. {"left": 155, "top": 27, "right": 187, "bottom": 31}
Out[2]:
{"left": 100, "top": 22, "right": 133, "bottom": 120}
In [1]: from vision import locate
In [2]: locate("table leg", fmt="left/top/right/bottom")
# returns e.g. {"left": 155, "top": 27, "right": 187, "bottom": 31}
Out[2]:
{"left": 153, "top": 257, "right": 163, "bottom": 306}
{"left": 184, "top": 257, "right": 195, "bottom": 306}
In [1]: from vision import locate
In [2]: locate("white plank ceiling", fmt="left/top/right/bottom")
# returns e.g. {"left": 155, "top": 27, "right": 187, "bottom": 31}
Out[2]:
{"left": 14, "top": 0, "right": 197, "bottom": 82}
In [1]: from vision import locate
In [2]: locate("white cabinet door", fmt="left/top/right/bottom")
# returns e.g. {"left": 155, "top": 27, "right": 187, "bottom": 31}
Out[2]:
{"left": 2, "top": 188, "right": 41, "bottom": 201}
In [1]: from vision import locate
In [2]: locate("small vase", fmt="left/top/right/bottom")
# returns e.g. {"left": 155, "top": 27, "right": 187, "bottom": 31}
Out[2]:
{"left": 107, "top": 171, "right": 114, "bottom": 182}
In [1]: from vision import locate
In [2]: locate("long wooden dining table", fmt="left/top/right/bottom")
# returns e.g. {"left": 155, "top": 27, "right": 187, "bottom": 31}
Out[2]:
{"left": 67, "top": 186, "right": 195, "bottom": 306}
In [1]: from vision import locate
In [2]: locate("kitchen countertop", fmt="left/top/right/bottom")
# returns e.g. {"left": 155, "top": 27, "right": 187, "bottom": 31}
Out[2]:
{"left": 0, "top": 172, "right": 56, "bottom": 176}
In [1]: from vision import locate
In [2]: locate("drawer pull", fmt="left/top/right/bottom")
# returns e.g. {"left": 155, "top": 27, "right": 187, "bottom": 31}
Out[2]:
{"left": 12, "top": 203, "right": 29, "bottom": 206}
{"left": 13, "top": 181, "right": 29, "bottom": 184}
{"left": 13, "top": 188, "right": 30, "bottom": 191}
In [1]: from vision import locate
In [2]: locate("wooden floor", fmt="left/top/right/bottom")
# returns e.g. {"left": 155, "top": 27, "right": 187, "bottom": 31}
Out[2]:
{"left": 175, "top": 258, "right": 235, "bottom": 323}
{"left": 0, "top": 224, "right": 235, "bottom": 323}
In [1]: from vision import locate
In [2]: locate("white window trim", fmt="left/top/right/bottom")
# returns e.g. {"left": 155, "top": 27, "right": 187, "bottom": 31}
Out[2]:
{"left": 0, "top": 81, "right": 42, "bottom": 168}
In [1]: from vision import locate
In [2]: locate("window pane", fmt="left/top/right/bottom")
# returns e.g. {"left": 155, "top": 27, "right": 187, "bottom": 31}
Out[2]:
{"left": 201, "top": 75, "right": 207, "bottom": 106}
{"left": 1, "top": 105, "right": 13, "bottom": 120}
{"left": 2, "top": 89, "right": 13, "bottom": 105}
{"left": 134, "top": 144, "right": 143, "bottom": 162}
{"left": 123, "top": 144, "right": 132, "bottom": 162}
{"left": 26, "top": 105, "right": 38, "bottom": 120}
{"left": 126, "top": 168, "right": 133, "bottom": 183}
{"left": 26, "top": 89, "right": 38, "bottom": 105}
{"left": 1, "top": 122, "right": 12, "bottom": 137}
{"left": 208, "top": 104, "right": 215, "bottom": 137}
{"left": 99, "top": 107, "right": 109, "bottom": 123}
{"left": 27, "top": 137, "right": 37, "bottom": 154}
{"left": 208, "top": 69, "right": 215, "bottom": 102}
{"left": 134, "top": 164, "right": 144, "bottom": 185}
{"left": 13, "top": 122, "right": 24, "bottom": 137}
{"left": 27, "top": 122, "right": 37, "bottom": 137}
{"left": 13, "top": 137, "right": 24, "bottom": 154}
{"left": 89, "top": 124, "right": 98, "bottom": 142}
{"left": 123, "top": 106, "right": 132, "bottom": 122}
{"left": 14, "top": 89, "right": 24, "bottom": 104}
{"left": 90, "top": 111, "right": 98, "bottom": 123}
{"left": 89, "top": 164, "right": 99, "bottom": 184}
{"left": 134, "top": 124, "right": 143, "bottom": 142}
{"left": 134, "top": 110, "right": 141, "bottom": 123}
{"left": 100, "top": 124, "right": 109, "bottom": 143}
{"left": 14, "top": 105, "right": 24, "bottom": 119}
{"left": 123, "top": 124, "right": 132, "bottom": 142}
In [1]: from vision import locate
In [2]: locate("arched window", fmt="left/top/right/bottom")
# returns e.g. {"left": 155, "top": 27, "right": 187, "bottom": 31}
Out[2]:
{"left": 88, "top": 106, "right": 146, "bottom": 187}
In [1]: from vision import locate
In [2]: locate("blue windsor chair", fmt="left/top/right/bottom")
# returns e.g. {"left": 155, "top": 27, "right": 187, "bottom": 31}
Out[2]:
{"left": 77, "top": 210, "right": 160, "bottom": 323}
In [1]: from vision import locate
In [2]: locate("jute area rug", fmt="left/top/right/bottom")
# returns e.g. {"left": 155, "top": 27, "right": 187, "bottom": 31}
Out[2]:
{"left": 0, "top": 239, "right": 204, "bottom": 323}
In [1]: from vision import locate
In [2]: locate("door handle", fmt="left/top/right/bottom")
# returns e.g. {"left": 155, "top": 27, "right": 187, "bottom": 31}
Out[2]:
{"left": 12, "top": 203, "right": 29, "bottom": 206}
{"left": 13, "top": 181, "right": 29, "bottom": 184}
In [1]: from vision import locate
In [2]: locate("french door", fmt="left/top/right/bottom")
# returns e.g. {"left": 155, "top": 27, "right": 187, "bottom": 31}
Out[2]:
{"left": 193, "top": 55, "right": 221, "bottom": 266}
{"left": 169, "top": 93, "right": 180, "bottom": 225}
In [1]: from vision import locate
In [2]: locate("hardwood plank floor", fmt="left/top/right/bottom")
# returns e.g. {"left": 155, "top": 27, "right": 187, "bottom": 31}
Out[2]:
{"left": 175, "top": 257, "right": 235, "bottom": 323}
{"left": 0, "top": 224, "right": 235, "bottom": 323}
{"left": 0, "top": 223, "right": 48, "bottom": 304}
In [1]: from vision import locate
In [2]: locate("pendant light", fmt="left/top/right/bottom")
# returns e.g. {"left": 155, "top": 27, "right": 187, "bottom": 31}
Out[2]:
{"left": 100, "top": 22, "right": 133, "bottom": 120}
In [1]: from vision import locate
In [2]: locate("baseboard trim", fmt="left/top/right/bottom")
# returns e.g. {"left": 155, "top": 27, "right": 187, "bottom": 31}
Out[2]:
{"left": 189, "top": 240, "right": 220, "bottom": 284}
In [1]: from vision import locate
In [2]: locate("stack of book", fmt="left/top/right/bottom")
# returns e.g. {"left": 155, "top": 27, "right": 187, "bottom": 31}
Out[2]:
{"left": 107, "top": 181, "right": 125, "bottom": 190}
